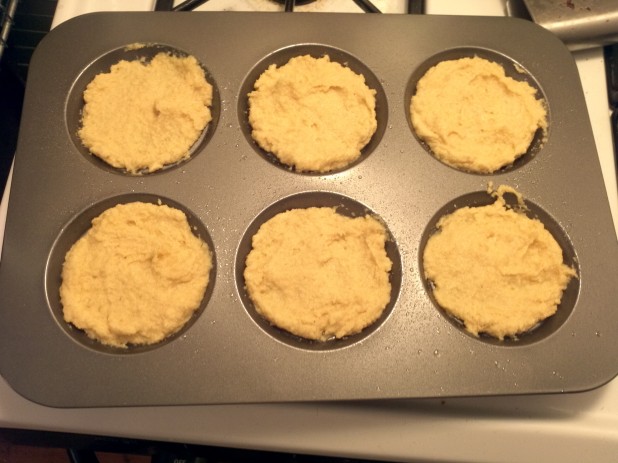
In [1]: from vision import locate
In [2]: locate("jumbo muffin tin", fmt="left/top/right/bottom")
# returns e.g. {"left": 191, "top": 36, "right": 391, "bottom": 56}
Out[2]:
{"left": 0, "top": 12, "right": 616, "bottom": 407}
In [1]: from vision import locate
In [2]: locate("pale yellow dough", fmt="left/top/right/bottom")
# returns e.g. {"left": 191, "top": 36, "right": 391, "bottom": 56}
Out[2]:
{"left": 410, "top": 57, "right": 547, "bottom": 173}
{"left": 423, "top": 186, "right": 576, "bottom": 340}
{"left": 244, "top": 207, "right": 392, "bottom": 341}
{"left": 78, "top": 52, "right": 213, "bottom": 174}
{"left": 60, "top": 202, "right": 212, "bottom": 348}
{"left": 248, "top": 55, "right": 377, "bottom": 172}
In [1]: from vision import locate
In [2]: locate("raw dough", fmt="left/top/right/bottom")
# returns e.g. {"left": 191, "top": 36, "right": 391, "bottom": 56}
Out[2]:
{"left": 60, "top": 202, "right": 212, "bottom": 347}
{"left": 248, "top": 55, "right": 377, "bottom": 172}
{"left": 410, "top": 57, "right": 547, "bottom": 173}
{"left": 78, "top": 52, "right": 213, "bottom": 174}
{"left": 244, "top": 207, "right": 392, "bottom": 341}
{"left": 423, "top": 186, "right": 576, "bottom": 339}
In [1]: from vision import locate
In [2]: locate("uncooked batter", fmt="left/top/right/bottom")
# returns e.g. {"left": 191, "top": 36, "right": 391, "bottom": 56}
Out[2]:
{"left": 60, "top": 201, "right": 212, "bottom": 347}
{"left": 78, "top": 52, "right": 213, "bottom": 174}
{"left": 244, "top": 207, "right": 392, "bottom": 341}
{"left": 423, "top": 186, "right": 576, "bottom": 339}
{"left": 410, "top": 56, "right": 547, "bottom": 173}
{"left": 248, "top": 55, "right": 377, "bottom": 173}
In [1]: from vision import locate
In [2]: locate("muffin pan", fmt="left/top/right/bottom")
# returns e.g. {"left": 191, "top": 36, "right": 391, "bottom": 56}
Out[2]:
{"left": 0, "top": 12, "right": 616, "bottom": 407}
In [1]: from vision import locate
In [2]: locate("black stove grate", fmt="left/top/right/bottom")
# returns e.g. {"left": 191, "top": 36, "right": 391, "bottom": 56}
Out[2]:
{"left": 155, "top": 0, "right": 424, "bottom": 13}
{"left": 606, "top": 44, "right": 618, "bottom": 174}
{"left": 0, "top": 0, "right": 18, "bottom": 62}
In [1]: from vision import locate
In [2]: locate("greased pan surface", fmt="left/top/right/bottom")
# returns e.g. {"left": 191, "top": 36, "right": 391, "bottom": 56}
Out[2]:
{"left": 0, "top": 12, "right": 616, "bottom": 407}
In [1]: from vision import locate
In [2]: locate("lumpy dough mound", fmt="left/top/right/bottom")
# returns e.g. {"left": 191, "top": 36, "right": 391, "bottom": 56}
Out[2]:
{"left": 248, "top": 55, "right": 377, "bottom": 173}
{"left": 423, "top": 186, "right": 577, "bottom": 340}
{"left": 244, "top": 207, "right": 392, "bottom": 341}
{"left": 60, "top": 202, "right": 212, "bottom": 348}
{"left": 78, "top": 52, "right": 213, "bottom": 174}
{"left": 410, "top": 56, "right": 547, "bottom": 173}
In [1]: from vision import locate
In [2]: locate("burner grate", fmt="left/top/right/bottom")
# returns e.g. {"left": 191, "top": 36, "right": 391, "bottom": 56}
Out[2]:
{"left": 0, "top": 0, "right": 18, "bottom": 62}
{"left": 155, "top": 0, "right": 423, "bottom": 13}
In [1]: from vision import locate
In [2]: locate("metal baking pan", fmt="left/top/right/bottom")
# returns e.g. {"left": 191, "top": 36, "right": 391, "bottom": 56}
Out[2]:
{"left": 0, "top": 12, "right": 616, "bottom": 407}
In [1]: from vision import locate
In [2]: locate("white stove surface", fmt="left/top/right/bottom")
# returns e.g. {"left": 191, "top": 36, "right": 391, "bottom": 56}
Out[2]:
{"left": 1, "top": 1, "right": 617, "bottom": 461}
